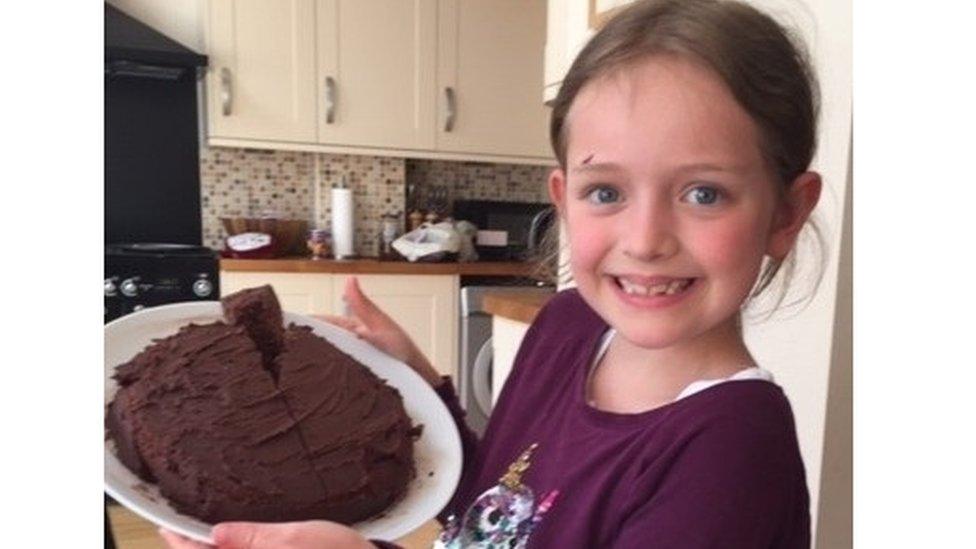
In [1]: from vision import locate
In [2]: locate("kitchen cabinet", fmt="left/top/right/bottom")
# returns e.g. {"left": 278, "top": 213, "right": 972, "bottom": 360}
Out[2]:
{"left": 219, "top": 271, "right": 335, "bottom": 316}
{"left": 436, "top": 0, "right": 551, "bottom": 158}
{"left": 205, "top": 0, "right": 317, "bottom": 142}
{"left": 220, "top": 271, "right": 458, "bottom": 379}
{"left": 204, "top": 0, "right": 552, "bottom": 164}
{"left": 331, "top": 274, "right": 458, "bottom": 378}
{"left": 316, "top": 0, "right": 438, "bottom": 150}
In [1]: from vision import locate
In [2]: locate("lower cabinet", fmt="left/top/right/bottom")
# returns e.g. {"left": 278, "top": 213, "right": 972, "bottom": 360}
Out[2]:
{"left": 220, "top": 272, "right": 335, "bottom": 315}
{"left": 220, "top": 271, "right": 458, "bottom": 379}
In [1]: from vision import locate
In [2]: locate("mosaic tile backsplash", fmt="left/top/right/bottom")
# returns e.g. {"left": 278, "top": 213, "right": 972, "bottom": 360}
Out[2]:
{"left": 200, "top": 147, "right": 552, "bottom": 256}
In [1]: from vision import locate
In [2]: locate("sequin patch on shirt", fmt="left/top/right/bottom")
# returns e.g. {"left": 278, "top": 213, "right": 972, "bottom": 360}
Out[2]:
{"left": 435, "top": 443, "right": 559, "bottom": 549}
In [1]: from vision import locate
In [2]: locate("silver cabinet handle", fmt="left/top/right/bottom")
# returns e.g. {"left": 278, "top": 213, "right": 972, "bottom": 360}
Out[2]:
{"left": 220, "top": 67, "right": 232, "bottom": 116}
{"left": 325, "top": 76, "right": 336, "bottom": 124}
{"left": 444, "top": 86, "right": 456, "bottom": 132}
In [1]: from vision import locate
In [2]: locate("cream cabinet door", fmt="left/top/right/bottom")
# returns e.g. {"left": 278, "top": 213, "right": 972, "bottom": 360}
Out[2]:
{"left": 206, "top": 0, "right": 317, "bottom": 142}
{"left": 331, "top": 274, "right": 459, "bottom": 379}
{"left": 219, "top": 271, "right": 334, "bottom": 316}
{"left": 316, "top": 0, "right": 437, "bottom": 149}
{"left": 436, "top": 0, "right": 552, "bottom": 159}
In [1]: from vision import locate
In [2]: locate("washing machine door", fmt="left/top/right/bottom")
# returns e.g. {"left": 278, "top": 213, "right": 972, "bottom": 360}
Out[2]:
{"left": 471, "top": 336, "right": 494, "bottom": 417}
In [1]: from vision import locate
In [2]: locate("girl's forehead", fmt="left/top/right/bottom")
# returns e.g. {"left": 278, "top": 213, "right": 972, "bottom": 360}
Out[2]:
{"left": 565, "top": 56, "right": 766, "bottom": 172}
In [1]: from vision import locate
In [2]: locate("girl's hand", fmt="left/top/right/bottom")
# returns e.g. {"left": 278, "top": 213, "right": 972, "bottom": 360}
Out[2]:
{"left": 159, "top": 520, "right": 376, "bottom": 549}
{"left": 316, "top": 276, "right": 445, "bottom": 388}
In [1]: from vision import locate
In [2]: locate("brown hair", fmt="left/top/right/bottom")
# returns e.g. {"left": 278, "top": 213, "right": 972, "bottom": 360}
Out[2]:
{"left": 536, "top": 0, "right": 826, "bottom": 314}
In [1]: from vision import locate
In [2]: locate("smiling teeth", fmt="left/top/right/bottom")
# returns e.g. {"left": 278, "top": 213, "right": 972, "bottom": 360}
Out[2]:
{"left": 618, "top": 278, "right": 691, "bottom": 296}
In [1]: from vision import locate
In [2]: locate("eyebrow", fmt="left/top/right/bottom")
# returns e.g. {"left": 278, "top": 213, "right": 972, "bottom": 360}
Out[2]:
{"left": 569, "top": 161, "right": 624, "bottom": 174}
{"left": 569, "top": 160, "right": 747, "bottom": 176}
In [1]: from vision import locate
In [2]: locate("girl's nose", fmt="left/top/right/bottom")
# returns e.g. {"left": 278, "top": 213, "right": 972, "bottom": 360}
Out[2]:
{"left": 621, "top": 203, "right": 679, "bottom": 261}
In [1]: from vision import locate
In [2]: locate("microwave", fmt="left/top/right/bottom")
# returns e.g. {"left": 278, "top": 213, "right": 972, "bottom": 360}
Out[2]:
{"left": 452, "top": 200, "right": 554, "bottom": 261}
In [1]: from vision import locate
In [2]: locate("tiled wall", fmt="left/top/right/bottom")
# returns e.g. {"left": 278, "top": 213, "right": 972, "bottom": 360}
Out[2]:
{"left": 200, "top": 147, "right": 552, "bottom": 256}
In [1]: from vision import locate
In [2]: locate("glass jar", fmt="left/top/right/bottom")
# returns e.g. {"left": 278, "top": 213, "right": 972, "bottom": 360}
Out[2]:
{"left": 306, "top": 229, "right": 332, "bottom": 260}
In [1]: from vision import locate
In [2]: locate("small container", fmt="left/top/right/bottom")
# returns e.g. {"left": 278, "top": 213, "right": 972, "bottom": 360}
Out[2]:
{"left": 378, "top": 213, "right": 400, "bottom": 260}
{"left": 306, "top": 229, "right": 332, "bottom": 260}
{"left": 408, "top": 210, "right": 424, "bottom": 232}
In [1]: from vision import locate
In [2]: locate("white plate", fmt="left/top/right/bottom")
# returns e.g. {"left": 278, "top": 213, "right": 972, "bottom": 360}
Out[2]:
{"left": 105, "top": 302, "right": 462, "bottom": 544}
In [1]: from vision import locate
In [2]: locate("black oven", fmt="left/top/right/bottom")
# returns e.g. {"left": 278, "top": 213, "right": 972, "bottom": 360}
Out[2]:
{"left": 105, "top": 244, "right": 219, "bottom": 323}
{"left": 452, "top": 200, "right": 554, "bottom": 261}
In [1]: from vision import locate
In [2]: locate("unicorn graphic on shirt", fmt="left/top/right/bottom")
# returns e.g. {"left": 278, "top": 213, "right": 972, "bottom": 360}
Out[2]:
{"left": 435, "top": 443, "right": 559, "bottom": 549}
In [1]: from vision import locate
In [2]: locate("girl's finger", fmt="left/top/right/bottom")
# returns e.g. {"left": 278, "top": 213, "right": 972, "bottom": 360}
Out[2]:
{"left": 318, "top": 314, "right": 362, "bottom": 332}
{"left": 158, "top": 528, "right": 213, "bottom": 549}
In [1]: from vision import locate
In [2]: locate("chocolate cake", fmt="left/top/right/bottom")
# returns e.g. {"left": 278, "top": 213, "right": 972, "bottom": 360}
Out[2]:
{"left": 106, "top": 285, "right": 419, "bottom": 524}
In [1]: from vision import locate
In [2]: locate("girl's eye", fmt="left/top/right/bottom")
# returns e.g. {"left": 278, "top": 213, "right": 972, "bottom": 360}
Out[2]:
{"left": 585, "top": 186, "right": 620, "bottom": 205}
{"left": 683, "top": 185, "right": 723, "bottom": 206}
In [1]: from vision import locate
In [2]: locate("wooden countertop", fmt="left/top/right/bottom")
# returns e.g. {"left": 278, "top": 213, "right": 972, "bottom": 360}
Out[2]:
{"left": 221, "top": 257, "right": 540, "bottom": 277}
{"left": 482, "top": 290, "right": 555, "bottom": 324}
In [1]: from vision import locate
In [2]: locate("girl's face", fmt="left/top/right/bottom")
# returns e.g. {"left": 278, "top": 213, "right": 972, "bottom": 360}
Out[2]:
{"left": 549, "top": 55, "right": 811, "bottom": 352}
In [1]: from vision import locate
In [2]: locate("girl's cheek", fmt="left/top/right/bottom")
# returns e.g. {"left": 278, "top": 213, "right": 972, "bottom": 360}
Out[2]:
{"left": 567, "top": 215, "right": 613, "bottom": 267}
{"left": 692, "top": 218, "right": 768, "bottom": 273}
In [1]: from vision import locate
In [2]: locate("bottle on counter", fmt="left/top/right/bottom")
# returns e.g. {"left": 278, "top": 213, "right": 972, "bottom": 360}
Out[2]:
{"left": 378, "top": 213, "right": 401, "bottom": 260}
{"left": 307, "top": 229, "right": 332, "bottom": 260}
{"left": 408, "top": 210, "right": 424, "bottom": 232}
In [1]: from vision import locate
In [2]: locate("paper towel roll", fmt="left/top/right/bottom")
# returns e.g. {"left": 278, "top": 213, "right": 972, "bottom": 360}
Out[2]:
{"left": 331, "top": 187, "right": 354, "bottom": 259}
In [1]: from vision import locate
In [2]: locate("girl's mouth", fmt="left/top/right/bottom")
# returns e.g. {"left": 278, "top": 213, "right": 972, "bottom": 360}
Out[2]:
{"left": 613, "top": 276, "right": 696, "bottom": 297}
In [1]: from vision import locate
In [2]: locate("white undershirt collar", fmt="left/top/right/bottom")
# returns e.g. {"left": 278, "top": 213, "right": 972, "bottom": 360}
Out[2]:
{"left": 587, "top": 329, "right": 776, "bottom": 405}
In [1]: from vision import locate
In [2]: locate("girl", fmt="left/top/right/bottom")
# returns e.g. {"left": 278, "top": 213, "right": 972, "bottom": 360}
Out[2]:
{"left": 163, "top": 0, "right": 824, "bottom": 546}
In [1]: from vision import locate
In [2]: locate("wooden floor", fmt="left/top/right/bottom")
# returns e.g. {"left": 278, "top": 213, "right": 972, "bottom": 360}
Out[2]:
{"left": 107, "top": 505, "right": 441, "bottom": 549}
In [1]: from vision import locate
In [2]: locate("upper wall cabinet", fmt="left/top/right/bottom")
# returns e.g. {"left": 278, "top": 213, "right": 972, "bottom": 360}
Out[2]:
{"left": 436, "top": 0, "right": 551, "bottom": 159}
{"left": 204, "top": 0, "right": 553, "bottom": 165}
{"left": 316, "top": 0, "right": 438, "bottom": 150}
{"left": 206, "top": 0, "right": 317, "bottom": 143}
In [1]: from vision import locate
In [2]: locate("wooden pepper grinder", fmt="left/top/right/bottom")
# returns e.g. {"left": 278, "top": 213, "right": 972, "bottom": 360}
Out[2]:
{"left": 408, "top": 210, "right": 424, "bottom": 232}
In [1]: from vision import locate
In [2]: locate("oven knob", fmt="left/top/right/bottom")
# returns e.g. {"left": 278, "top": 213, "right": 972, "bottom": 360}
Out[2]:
{"left": 120, "top": 278, "right": 139, "bottom": 297}
{"left": 193, "top": 278, "right": 214, "bottom": 298}
{"left": 104, "top": 279, "right": 117, "bottom": 296}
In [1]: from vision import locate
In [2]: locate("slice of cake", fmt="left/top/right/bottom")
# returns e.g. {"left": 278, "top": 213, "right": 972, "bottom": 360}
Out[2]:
{"left": 220, "top": 285, "right": 285, "bottom": 367}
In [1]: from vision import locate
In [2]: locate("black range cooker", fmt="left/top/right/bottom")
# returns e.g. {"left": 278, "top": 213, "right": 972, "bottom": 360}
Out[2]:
{"left": 104, "top": 243, "right": 219, "bottom": 323}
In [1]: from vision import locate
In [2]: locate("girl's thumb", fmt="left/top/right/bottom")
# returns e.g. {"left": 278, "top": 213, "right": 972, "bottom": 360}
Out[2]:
{"left": 343, "top": 276, "right": 380, "bottom": 324}
{"left": 211, "top": 522, "right": 259, "bottom": 548}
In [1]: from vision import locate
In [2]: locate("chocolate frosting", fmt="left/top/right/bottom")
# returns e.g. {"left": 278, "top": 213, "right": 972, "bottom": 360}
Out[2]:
{"left": 106, "top": 287, "right": 418, "bottom": 524}
{"left": 275, "top": 325, "right": 418, "bottom": 523}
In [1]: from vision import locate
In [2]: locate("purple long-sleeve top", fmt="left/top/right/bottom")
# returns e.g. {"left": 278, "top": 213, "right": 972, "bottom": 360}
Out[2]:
{"left": 376, "top": 289, "right": 809, "bottom": 548}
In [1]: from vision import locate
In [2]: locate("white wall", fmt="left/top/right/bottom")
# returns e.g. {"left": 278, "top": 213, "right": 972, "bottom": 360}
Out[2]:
{"left": 739, "top": 2, "right": 851, "bottom": 547}
{"left": 106, "top": 0, "right": 205, "bottom": 52}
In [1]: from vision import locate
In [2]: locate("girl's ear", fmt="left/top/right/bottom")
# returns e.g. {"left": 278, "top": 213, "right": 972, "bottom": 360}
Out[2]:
{"left": 766, "top": 171, "right": 822, "bottom": 260}
{"left": 547, "top": 168, "right": 568, "bottom": 216}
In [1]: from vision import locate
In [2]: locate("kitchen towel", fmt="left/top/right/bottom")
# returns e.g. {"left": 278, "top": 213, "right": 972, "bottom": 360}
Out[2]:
{"left": 331, "top": 186, "right": 354, "bottom": 259}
